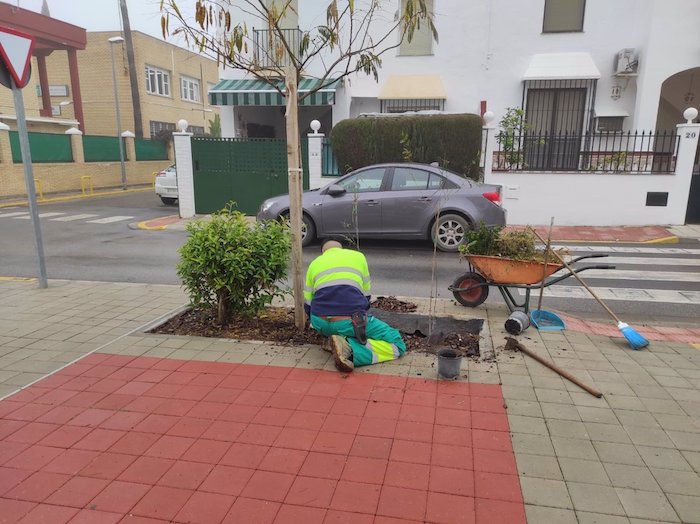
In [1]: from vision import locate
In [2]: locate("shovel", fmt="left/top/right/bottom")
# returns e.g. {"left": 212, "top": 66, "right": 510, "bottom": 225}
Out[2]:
{"left": 530, "top": 218, "right": 565, "bottom": 331}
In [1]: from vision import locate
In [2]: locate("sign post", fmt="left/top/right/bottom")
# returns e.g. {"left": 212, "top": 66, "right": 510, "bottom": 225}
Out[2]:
{"left": 1, "top": 26, "right": 48, "bottom": 288}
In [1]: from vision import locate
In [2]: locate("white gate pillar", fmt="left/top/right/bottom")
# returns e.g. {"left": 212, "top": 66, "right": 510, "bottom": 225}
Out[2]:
{"left": 173, "top": 119, "right": 195, "bottom": 218}
{"left": 307, "top": 119, "right": 324, "bottom": 189}
{"left": 673, "top": 108, "right": 700, "bottom": 224}
{"left": 481, "top": 111, "right": 496, "bottom": 184}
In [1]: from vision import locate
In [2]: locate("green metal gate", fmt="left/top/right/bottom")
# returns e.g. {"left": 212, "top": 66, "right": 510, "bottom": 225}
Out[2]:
{"left": 191, "top": 137, "right": 309, "bottom": 215}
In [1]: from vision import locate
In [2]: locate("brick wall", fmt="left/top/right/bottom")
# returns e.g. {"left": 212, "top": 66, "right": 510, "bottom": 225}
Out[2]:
{"left": 0, "top": 131, "right": 171, "bottom": 199}
{"left": 0, "top": 30, "right": 219, "bottom": 137}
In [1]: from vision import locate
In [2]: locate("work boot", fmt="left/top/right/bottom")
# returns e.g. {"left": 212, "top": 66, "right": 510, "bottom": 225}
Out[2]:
{"left": 330, "top": 335, "right": 354, "bottom": 373}
{"left": 351, "top": 311, "right": 368, "bottom": 345}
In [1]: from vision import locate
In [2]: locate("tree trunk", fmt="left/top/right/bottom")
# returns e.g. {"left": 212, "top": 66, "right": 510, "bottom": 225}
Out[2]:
{"left": 119, "top": 0, "right": 144, "bottom": 139}
{"left": 284, "top": 65, "right": 305, "bottom": 331}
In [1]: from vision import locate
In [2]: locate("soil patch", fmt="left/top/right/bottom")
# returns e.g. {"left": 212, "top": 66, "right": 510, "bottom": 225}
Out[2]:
{"left": 371, "top": 296, "right": 418, "bottom": 312}
{"left": 152, "top": 305, "right": 481, "bottom": 357}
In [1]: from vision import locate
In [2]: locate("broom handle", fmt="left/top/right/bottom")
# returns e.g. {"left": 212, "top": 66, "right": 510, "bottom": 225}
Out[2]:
{"left": 506, "top": 338, "right": 602, "bottom": 398}
{"left": 530, "top": 229, "right": 622, "bottom": 324}
{"left": 537, "top": 218, "right": 555, "bottom": 311}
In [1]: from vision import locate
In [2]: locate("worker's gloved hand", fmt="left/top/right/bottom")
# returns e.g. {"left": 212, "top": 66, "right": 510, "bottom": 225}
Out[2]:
{"left": 351, "top": 311, "right": 368, "bottom": 345}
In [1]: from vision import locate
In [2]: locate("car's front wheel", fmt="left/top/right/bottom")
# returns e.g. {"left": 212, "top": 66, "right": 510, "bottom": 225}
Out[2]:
{"left": 281, "top": 212, "right": 316, "bottom": 247}
{"left": 432, "top": 213, "right": 471, "bottom": 252}
{"left": 160, "top": 197, "right": 177, "bottom": 205}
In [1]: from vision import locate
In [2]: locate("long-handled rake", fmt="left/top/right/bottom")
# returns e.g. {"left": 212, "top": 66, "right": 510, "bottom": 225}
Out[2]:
{"left": 529, "top": 229, "right": 649, "bottom": 350}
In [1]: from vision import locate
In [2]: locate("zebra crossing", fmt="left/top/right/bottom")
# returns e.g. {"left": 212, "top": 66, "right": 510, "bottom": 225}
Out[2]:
{"left": 0, "top": 209, "right": 133, "bottom": 225}
{"left": 525, "top": 244, "right": 700, "bottom": 306}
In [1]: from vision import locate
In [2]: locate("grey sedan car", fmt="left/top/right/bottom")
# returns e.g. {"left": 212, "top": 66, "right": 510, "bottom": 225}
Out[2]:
{"left": 257, "top": 163, "right": 506, "bottom": 252}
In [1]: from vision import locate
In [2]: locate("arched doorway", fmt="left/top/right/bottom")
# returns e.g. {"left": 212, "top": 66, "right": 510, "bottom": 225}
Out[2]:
{"left": 656, "top": 68, "right": 700, "bottom": 223}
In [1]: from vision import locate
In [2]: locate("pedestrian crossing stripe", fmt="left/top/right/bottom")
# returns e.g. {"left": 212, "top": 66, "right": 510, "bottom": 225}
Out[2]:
{"left": 524, "top": 285, "right": 700, "bottom": 304}
{"left": 15, "top": 212, "right": 65, "bottom": 219}
{"left": 601, "top": 256, "right": 699, "bottom": 266}
{"left": 86, "top": 216, "right": 134, "bottom": 224}
{"left": 580, "top": 269, "right": 700, "bottom": 282}
{"left": 50, "top": 214, "right": 99, "bottom": 222}
{"left": 0, "top": 212, "right": 133, "bottom": 224}
{"left": 554, "top": 245, "right": 700, "bottom": 255}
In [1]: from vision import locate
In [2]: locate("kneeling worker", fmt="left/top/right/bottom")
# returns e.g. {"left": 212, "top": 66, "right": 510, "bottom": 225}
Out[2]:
{"left": 304, "top": 240, "right": 406, "bottom": 372}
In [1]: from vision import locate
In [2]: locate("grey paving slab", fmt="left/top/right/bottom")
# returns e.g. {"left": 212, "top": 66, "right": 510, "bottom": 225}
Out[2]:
{"left": 667, "top": 494, "right": 700, "bottom": 524}
{"left": 515, "top": 453, "right": 563, "bottom": 480}
{"left": 603, "top": 463, "right": 662, "bottom": 491}
{"left": 559, "top": 457, "right": 611, "bottom": 485}
{"left": 577, "top": 513, "right": 631, "bottom": 524}
{"left": 525, "top": 505, "right": 578, "bottom": 524}
{"left": 520, "top": 477, "right": 573, "bottom": 509}
{"left": 567, "top": 482, "right": 626, "bottom": 515}
{"left": 615, "top": 488, "right": 680, "bottom": 522}
{"left": 637, "top": 446, "right": 694, "bottom": 472}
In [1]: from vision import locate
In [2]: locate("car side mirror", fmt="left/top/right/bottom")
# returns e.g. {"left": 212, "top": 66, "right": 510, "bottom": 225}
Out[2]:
{"left": 326, "top": 184, "right": 346, "bottom": 197}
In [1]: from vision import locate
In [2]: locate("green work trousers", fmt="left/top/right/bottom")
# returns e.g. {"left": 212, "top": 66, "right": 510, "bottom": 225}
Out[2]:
{"left": 310, "top": 314, "right": 406, "bottom": 367}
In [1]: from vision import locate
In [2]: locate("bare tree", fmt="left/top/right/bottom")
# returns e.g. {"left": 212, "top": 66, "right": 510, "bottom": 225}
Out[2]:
{"left": 160, "top": 0, "right": 437, "bottom": 330}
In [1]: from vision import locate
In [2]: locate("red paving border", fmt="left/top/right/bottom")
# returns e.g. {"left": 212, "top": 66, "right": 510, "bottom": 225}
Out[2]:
{"left": 0, "top": 354, "right": 525, "bottom": 524}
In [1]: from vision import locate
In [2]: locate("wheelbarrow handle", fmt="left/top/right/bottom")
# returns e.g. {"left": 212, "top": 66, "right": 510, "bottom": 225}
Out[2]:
{"left": 578, "top": 264, "right": 616, "bottom": 271}
{"left": 569, "top": 253, "right": 609, "bottom": 263}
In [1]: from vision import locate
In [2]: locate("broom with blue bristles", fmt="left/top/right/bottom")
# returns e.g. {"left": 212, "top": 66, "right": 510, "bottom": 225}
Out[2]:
{"left": 530, "top": 229, "right": 649, "bottom": 350}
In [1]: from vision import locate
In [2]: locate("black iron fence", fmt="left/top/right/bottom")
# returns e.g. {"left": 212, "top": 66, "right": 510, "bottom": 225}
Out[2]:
{"left": 253, "top": 28, "right": 302, "bottom": 69}
{"left": 494, "top": 130, "right": 679, "bottom": 174}
{"left": 322, "top": 137, "right": 340, "bottom": 177}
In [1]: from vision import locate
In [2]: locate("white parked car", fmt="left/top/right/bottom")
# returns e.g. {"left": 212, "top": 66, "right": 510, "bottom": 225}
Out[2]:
{"left": 154, "top": 164, "right": 178, "bottom": 205}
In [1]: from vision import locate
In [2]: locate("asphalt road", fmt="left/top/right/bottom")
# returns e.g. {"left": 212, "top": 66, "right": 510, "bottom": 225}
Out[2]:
{"left": 1, "top": 190, "right": 698, "bottom": 324}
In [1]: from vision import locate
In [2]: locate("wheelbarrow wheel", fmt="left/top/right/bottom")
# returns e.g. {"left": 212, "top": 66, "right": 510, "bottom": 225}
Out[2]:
{"left": 452, "top": 272, "right": 489, "bottom": 307}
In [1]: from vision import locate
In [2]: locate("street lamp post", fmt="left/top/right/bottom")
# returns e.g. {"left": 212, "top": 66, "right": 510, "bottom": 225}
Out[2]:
{"left": 108, "top": 36, "right": 127, "bottom": 190}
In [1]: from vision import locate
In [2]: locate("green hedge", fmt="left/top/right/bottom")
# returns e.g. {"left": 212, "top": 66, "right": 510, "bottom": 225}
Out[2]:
{"left": 330, "top": 113, "right": 483, "bottom": 179}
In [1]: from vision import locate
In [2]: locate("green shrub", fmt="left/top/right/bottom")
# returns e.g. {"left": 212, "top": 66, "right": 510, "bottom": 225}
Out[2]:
{"left": 330, "top": 113, "right": 483, "bottom": 179}
{"left": 459, "top": 224, "right": 555, "bottom": 262}
{"left": 177, "top": 205, "right": 291, "bottom": 324}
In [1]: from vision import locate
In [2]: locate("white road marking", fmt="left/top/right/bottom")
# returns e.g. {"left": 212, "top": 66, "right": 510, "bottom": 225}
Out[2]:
{"left": 532, "top": 285, "right": 700, "bottom": 305}
{"left": 85, "top": 216, "right": 134, "bottom": 224}
{"left": 597, "top": 256, "right": 700, "bottom": 267}
{"left": 50, "top": 214, "right": 100, "bottom": 222}
{"left": 15, "top": 212, "right": 66, "bottom": 219}
{"left": 552, "top": 245, "right": 700, "bottom": 255}
{"left": 0, "top": 212, "right": 30, "bottom": 218}
{"left": 576, "top": 269, "right": 700, "bottom": 282}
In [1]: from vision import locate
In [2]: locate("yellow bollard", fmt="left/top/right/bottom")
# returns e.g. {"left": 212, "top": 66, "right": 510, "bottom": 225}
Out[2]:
{"left": 80, "top": 175, "right": 94, "bottom": 196}
{"left": 33, "top": 178, "right": 44, "bottom": 201}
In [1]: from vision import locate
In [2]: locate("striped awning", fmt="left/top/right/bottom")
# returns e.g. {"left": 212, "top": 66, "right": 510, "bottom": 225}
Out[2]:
{"left": 209, "top": 77, "right": 339, "bottom": 106}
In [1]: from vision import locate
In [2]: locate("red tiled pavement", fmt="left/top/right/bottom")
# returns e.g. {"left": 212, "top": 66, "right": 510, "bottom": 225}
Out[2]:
{"left": 0, "top": 355, "right": 525, "bottom": 523}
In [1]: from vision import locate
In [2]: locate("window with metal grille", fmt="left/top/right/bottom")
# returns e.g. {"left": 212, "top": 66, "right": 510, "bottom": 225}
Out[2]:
{"left": 521, "top": 78, "right": 597, "bottom": 170}
{"left": 189, "top": 126, "right": 205, "bottom": 136}
{"left": 149, "top": 121, "right": 176, "bottom": 137}
{"left": 399, "top": 0, "right": 434, "bottom": 56}
{"left": 180, "top": 76, "right": 201, "bottom": 103}
{"left": 543, "top": 0, "right": 586, "bottom": 33}
{"left": 380, "top": 99, "right": 444, "bottom": 113}
{"left": 145, "top": 65, "right": 171, "bottom": 97}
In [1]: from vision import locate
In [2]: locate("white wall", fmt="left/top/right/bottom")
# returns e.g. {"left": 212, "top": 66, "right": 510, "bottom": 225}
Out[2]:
{"left": 213, "top": 1, "right": 700, "bottom": 136}
{"left": 492, "top": 172, "right": 686, "bottom": 225}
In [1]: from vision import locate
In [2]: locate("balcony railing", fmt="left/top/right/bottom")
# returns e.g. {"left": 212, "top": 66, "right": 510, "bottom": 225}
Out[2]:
{"left": 253, "top": 28, "right": 302, "bottom": 69}
{"left": 493, "top": 130, "right": 679, "bottom": 174}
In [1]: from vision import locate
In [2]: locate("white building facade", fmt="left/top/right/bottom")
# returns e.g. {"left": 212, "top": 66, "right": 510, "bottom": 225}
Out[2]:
{"left": 208, "top": 0, "right": 700, "bottom": 224}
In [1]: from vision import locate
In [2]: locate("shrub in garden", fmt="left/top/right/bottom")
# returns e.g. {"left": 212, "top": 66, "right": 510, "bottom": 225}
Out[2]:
{"left": 330, "top": 113, "right": 483, "bottom": 179}
{"left": 177, "top": 205, "right": 291, "bottom": 324}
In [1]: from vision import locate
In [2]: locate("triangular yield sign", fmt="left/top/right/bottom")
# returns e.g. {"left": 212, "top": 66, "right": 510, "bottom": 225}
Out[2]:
{"left": 0, "top": 26, "right": 34, "bottom": 88}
